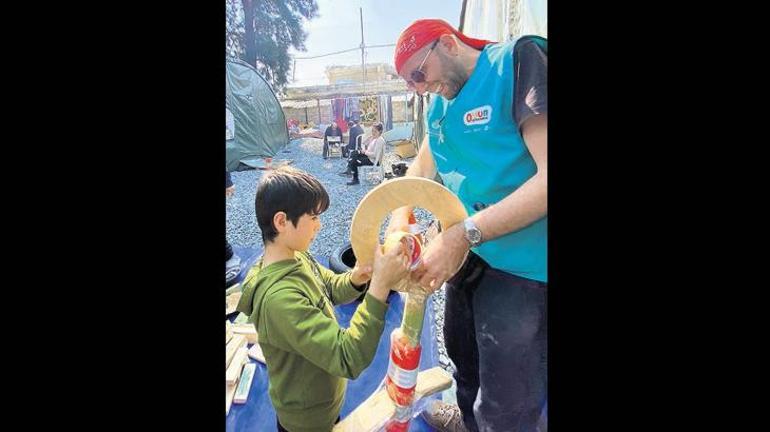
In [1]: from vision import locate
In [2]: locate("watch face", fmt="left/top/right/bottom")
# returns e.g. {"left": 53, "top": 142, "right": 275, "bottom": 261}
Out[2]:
{"left": 465, "top": 219, "right": 482, "bottom": 246}
{"left": 469, "top": 230, "right": 482, "bottom": 244}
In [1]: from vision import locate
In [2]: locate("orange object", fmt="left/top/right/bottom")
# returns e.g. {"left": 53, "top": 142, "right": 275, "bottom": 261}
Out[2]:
{"left": 384, "top": 419, "right": 409, "bottom": 432}
{"left": 385, "top": 330, "right": 422, "bottom": 406}
{"left": 384, "top": 385, "right": 415, "bottom": 431}
{"left": 382, "top": 231, "right": 423, "bottom": 271}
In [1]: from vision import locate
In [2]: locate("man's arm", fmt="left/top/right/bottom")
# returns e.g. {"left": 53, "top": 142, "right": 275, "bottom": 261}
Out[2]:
{"left": 413, "top": 114, "right": 547, "bottom": 290}
{"left": 470, "top": 113, "right": 547, "bottom": 242}
{"left": 406, "top": 134, "right": 438, "bottom": 179}
{"left": 471, "top": 37, "right": 547, "bottom": 241}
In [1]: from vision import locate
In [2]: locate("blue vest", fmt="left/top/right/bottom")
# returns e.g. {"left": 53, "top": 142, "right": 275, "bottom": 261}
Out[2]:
{"left": 427, "top": 39, "right": 547, "bottom": 282}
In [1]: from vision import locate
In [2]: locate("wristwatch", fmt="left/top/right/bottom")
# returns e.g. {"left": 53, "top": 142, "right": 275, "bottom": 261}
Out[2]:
{"left": 463, "top": 218, "right": 483, "bottom": 248}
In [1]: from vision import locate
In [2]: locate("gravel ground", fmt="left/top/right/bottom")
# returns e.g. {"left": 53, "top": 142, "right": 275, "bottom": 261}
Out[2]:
{"left": 226, "top": 137, "right": 456, "bottom": 375}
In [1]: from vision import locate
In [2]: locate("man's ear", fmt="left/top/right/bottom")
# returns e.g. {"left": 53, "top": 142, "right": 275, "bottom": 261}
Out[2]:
{"left": 438, "top": 33, "right": 460, "bottom": 57}
{"left": 273, "top": 211, "right": 287, "bottom": 233}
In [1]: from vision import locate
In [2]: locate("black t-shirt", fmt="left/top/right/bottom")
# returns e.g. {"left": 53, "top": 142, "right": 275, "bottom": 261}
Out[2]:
{"left": 513, "top": 37, "right": 547, "bottom": 129}
{"left": 324, "top": 125, "right": 343, "bottom": 143}
{"left": 348, "top": 124, "right": 364, "bottom": 148}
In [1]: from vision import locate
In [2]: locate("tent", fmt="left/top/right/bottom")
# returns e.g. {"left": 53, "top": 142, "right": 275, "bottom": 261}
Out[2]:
{"left": 226, "top": 59, "right": 289, "bottom": 171}
{"left": 460, "top": 0, "right": 547, "bottom": 42}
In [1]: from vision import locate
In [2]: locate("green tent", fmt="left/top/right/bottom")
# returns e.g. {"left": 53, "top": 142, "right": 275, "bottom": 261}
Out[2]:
{"left": 225, "top": 59, "right": 288, "bottom": 171}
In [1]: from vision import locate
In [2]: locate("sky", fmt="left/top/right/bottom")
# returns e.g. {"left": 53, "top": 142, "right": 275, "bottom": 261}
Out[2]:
{"left": 287, "top": 0, "right": 463, "bottom": 87}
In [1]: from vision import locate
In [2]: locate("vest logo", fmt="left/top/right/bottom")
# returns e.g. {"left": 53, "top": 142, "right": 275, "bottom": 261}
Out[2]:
{"left": 463, "top": 105, "right": 492, "bottom": 126}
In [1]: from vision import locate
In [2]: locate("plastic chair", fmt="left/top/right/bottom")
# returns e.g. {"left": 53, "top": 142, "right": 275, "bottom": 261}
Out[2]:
{"left": 327, "top": 136, "right": 343, "bottom": 158}
{"left": 359, "top": 140, "right": 387, "bottom": 185}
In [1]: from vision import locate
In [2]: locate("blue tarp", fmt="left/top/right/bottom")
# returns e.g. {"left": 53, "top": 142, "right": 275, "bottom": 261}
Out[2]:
{"left": 227, "top": 246, "right": 443, "bottom": 431}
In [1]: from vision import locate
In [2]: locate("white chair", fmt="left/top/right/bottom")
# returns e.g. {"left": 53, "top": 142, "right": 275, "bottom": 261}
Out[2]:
{"left": 359, "top": 141, "right": 387, "bottom": 185}
{"left": 327, "top": 136, "right": 343, "bottom": 158}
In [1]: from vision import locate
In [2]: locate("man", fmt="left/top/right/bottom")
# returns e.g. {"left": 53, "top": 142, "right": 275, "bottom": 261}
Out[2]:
{"left": 322, "top": 121, "right": 344, "bottom": 159}
{"left": 346, "top": 119, "right": 364, "bottom": 157}
{"left": 388, "top": 19, "right": 547, "bottom": 432}
{"left": 339, "top": 119, "right": 366, "bottom": 175}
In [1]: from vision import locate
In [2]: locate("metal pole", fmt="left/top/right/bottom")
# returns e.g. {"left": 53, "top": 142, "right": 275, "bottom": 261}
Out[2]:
{"left": 360, "top": 7, "right": 366, "bottom": 95}
{"left": 405, "top": 92, "right": 408, "bottom": 122}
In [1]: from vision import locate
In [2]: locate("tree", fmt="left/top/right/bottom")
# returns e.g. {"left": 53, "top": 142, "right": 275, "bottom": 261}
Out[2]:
{"left": 226, "top": 0, "right": 318, "bottom": 92}
{"left": 225, "top": 0, "right": 245, "bottom": 60}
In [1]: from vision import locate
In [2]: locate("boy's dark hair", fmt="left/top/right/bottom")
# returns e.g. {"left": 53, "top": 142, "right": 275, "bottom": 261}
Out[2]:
{"left": 255, "top": 166, "right": 330, "bottom": 243}
{"left": 373, "top": 123, "right": 383, "bottom": 133}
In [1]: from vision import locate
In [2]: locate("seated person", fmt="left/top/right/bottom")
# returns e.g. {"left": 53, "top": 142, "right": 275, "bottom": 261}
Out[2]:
{"left": 323, "top": 121, "right": 344, "bottom": 159}
{"left": 343, "top": 122, "right": 385, "bottom": 185}
{"left": 345, "top": 119, "right": 364, "bottom": 158}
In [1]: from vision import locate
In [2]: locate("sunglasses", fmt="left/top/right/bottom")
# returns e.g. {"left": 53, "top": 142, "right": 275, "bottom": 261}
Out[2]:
{"left": 406, "top": 39, "right": 440, "bottom": 89}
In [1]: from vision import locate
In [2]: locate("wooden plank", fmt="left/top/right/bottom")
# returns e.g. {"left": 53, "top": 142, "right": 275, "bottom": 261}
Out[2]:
{"left": 226, "top": 335, "right": 247, "bottom": 369}
{"left": 226, "top": 291, "right": 242, "bottom": 316}
{"left": 226, "top": 382, "right": 237, "bottom": 415}
{"left": 231, "top": 323, "right": 258, "bottom": 345}
{"left": 333, "top": 366, "right": 452, "bottom": 432}
{"left": 350, "top": 177, "right": 467, "bottom": 269}
{"left": 248, "top": 343, "right": 266, "bottom": 364}
{"left": 226, "top": 320, "right": 234, "bottom": 344}
{"left": 413, "top": 367, "right": 454, "bottom": 399}
{"left": 225, "top": 282, "right": 241, "bottom": 296}
{"left": 226, "top": 347, "right": 249, "bottom": 385}
{"left": 233, "top": 363, "right": 257, "bottom": 404}
{"left": 335, "top": 391, "right": 392, "bottom": 432}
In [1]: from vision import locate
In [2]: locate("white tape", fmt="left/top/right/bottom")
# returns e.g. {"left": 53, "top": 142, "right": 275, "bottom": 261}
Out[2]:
{"left": 387, "top": 358, "right": 418, "bottom": 389}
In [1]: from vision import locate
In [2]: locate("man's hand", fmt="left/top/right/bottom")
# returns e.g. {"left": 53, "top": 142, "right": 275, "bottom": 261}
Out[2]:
{"left": 411, "top": 222, "right": 469, "bottom": 294}
{"left": 226, "top": 186, "right": 235, "bottom": 197}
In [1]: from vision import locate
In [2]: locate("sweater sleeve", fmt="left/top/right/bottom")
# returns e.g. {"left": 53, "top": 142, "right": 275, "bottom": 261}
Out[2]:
{"left": 262, "top": 288, "right": 388, "bottom": 379}
{"left": 322, "top": 267, "right": 366, "bottom": 305}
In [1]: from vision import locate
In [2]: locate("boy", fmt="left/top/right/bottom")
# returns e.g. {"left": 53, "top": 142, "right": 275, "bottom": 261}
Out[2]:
{"left": 236, "top": 166, "right": 410, "bottom": 432}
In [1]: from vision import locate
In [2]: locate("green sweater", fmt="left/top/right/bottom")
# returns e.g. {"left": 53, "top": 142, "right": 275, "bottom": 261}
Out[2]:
{"left": 236, "top": 251, "right": 388, "bottom": 432}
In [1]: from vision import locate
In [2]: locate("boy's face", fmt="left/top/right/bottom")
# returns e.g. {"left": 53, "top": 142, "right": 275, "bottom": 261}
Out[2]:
{"left": 283, "top": 212, "right": 321, "bottom": 252}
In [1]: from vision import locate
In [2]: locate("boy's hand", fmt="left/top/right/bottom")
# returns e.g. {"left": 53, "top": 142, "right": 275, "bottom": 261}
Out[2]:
{"left": 350, "top": 263, "right": 373, "bottom": 287}
{"left": 226, "top": 186, "right": 235, "bottom": 197}
{"left": 368, "top": 242, "right": 410, "bottom": 303}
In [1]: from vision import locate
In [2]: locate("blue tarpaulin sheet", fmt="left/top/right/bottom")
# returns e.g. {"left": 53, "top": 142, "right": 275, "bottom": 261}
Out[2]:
{"left": 227, "top": 246, "right": 443, "bottom": 431}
